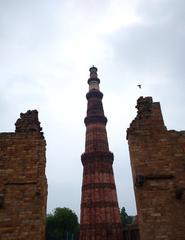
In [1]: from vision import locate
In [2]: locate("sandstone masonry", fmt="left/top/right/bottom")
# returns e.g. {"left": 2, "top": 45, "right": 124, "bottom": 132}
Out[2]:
{"left": 0, "top": 110, "right": 47, "bottom": 240}
{"left": 80, "top": 67, "right": 123, "bottom": 240}
{"left": 127, "top": 97, "right": 185, "bottom": 240}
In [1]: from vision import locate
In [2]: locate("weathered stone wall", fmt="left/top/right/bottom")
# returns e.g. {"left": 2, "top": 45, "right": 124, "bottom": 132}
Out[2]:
{"left": 0, "top": 110, "right": 47, "bottom": 240}
{"left": 127, "top": 97, "right": 185, "bottom": 240}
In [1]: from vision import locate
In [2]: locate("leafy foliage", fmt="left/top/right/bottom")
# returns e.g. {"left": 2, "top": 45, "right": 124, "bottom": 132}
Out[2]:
{"left": 120, "top": 207, "right": 133, "bottom": 226}
{"left": 46, "top": 207, "right": 79, "bottom": 240}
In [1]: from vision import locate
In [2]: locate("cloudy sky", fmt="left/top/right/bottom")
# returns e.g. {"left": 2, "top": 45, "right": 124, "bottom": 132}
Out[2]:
{"left": 1, "top": 0, "right": 185, "bottom": 217}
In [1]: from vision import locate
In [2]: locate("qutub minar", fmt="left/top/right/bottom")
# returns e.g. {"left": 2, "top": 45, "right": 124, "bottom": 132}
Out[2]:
{"left": 80, "top": 66, "right": 123, "bottom": 240}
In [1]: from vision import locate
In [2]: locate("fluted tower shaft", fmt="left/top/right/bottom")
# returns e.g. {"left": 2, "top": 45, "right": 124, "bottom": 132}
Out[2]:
{"left": 80, "top": 67, "right": 123, "bottom": 240}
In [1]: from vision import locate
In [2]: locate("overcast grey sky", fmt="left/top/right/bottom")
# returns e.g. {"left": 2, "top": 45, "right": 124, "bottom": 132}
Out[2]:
{"left": 1, "top": 0, "right": 185, "bottom": 217}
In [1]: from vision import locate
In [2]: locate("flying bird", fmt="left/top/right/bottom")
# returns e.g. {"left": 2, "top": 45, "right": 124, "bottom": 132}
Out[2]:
{"left": 137, "top": 84, "right": 141, "bottom": 89}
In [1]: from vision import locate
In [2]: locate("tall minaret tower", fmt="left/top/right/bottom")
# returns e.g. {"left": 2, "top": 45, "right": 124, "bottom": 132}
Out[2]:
{"left": 80, "top": 67, "right": 123, "bottom": 240}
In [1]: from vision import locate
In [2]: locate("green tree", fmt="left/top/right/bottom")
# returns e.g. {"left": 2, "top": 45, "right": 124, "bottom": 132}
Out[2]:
{"left": 120, "top": 207, "right": 133, "bottom": 226}
{"left": 46, "top": 207, "right": 79, "bottom": 240}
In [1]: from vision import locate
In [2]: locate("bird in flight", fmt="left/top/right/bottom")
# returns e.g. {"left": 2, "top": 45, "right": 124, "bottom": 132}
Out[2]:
{"left": 137, "top": 84, "right": 141, "bottom": 89}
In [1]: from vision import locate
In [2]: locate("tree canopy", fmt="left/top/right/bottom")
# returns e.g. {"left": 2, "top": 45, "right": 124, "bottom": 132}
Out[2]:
{"left": 46, "top": 207, "right": 79, "bottom": 240}
{"left": 120, "top": 207, "right": 133, "bottom": 226}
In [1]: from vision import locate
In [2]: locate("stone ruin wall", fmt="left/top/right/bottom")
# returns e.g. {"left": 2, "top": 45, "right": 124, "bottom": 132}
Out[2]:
{"left": 0, "top": 110, "right": 47, "bottom": 240}
{"left": 127, "top": 97, "right": 185, "bottom": 240}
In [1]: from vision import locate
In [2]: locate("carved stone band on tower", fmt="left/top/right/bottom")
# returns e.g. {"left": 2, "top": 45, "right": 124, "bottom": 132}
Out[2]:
{"left": 80, "top": 67, "right": 123, "bottom": 240}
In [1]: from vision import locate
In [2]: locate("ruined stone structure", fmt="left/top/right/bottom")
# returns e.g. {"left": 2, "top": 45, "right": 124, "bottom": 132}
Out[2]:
{"left": 0, "top": 110, "right": 47, "bottom": 240}
{"left": 127, "top": 97, "right": 185, "bottom": 240}
{"left": 80, "top": 67, "right": 123, "bottom": 240}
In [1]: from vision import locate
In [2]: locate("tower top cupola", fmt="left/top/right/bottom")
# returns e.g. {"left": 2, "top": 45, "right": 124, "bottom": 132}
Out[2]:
{"left": 88, "top": 66, "right": 100, "bottom": 91}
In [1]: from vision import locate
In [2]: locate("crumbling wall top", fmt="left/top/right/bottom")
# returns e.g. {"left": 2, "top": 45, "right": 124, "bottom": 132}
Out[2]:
{"left": 136, "top": 96, "right": 153, "bottom": 119}
{"left": 15, "top": 110, "right": 42, "bottom": 133}
{"left": 127, "top": 96, "right": 166, "bottom": 139}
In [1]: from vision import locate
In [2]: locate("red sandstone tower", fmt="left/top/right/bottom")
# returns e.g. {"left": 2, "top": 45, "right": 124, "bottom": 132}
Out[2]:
{"left": 80, "top": 67, "right": 123, "bottom": 240}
